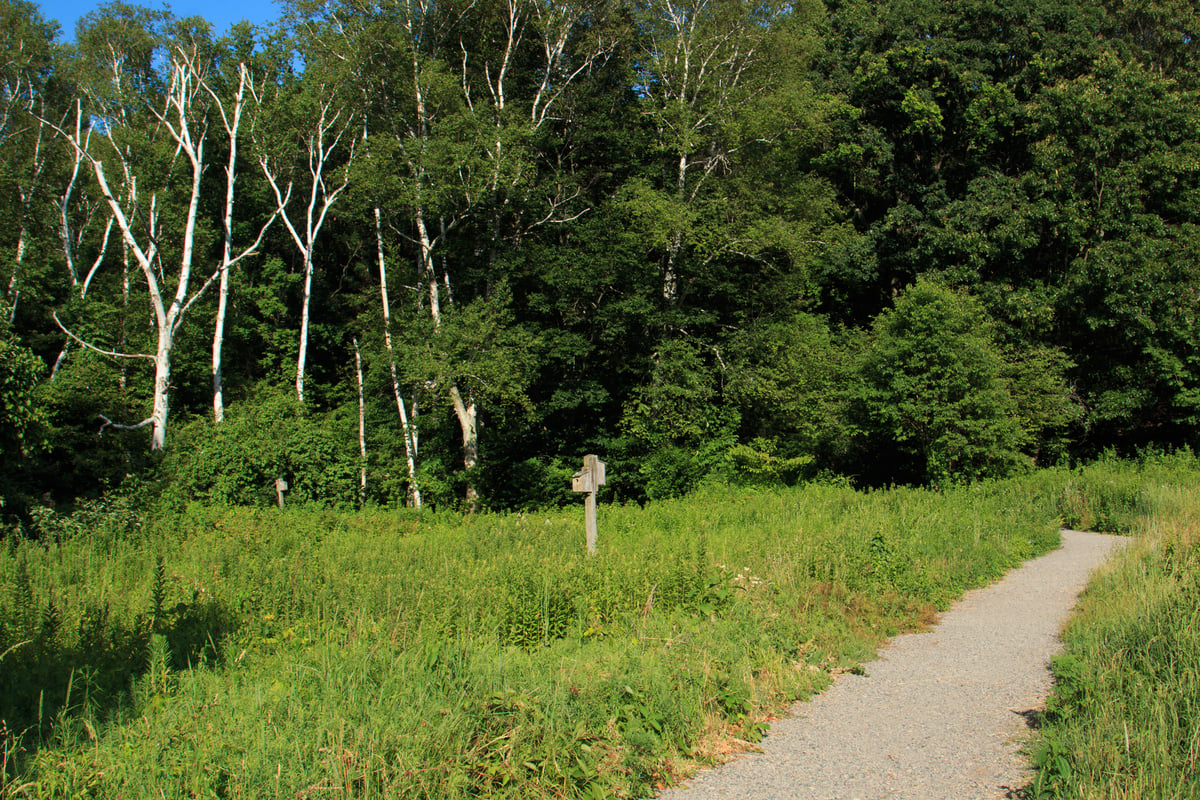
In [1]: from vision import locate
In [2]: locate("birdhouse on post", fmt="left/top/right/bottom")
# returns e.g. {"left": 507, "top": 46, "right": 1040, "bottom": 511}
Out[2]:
{"left": 572, "top": 454, "right": 606, "bottom": 555}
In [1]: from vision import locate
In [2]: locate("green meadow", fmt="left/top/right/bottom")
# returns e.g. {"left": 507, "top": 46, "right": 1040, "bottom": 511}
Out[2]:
{"left": 2, "top": 455, "right": 1197, "bottom": 799}
{"left": 1026, "top": 454, "right": 1200, "bottom": 799}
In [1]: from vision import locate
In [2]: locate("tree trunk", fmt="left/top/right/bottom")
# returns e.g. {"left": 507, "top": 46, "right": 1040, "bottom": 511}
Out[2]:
{"left": 449, "top": 383, "right": 479, "bottom": 512}
{"left": 354, "top": 336, "right": 367, "bottom": 507}
{"left": 209, "top": 61, "right": 257, "bottom": 424}
{"left": 212, "top": 262, "right": 229, "bottom": 422}
{"left": 417, "top": 208, "right": 479, "bottom": 510}
{"left": 150, "top": 333, "right": 173, "bottom": 451}
{"left": 375, "top": 207, "right": 422, "bottom": 507}
{"left": 6, "top": 225, "right": 25, "bottom": 320}
{"left": 296, "top": 251, "right": 314, "bottom": 404}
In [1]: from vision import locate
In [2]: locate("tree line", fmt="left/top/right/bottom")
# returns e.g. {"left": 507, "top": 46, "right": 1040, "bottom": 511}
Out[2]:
{"left": 1, "top": 0, "right": 1197, "bottom": 515}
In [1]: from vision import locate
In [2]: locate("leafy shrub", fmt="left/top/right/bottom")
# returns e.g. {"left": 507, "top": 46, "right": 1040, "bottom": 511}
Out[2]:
{"left": 723, "top": 313, "right": 856, "bottom": 471}
{"left": 163, "top": 386, "right": 360, "bottom": 507}
{"left": 621, "top": 338, "right": 739, "bottom": 500}
{"left": 853, "top": 280, "right": 1027, "bottom": 484}
{"left": 0, "top": 326, "right": 45, "bottom": 464}
{"left": 725, "top": 438, "right": 814, "bottom": 486}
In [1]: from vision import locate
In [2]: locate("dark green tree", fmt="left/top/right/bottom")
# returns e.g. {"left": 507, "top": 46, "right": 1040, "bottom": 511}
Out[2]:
{"left": 853, "top": 280, "right": 1025, "bottom": 484}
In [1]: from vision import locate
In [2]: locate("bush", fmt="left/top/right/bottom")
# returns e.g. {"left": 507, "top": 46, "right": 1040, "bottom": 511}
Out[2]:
{"left": 853, "top": 280, "right": 1027, "bottom": 484}
{"left": 621, "top": 339, "right": 739, "bottom": 499}
{"left": 0, "top": 326, "right": 48, "bottom": 514}
{"left": 162, "top": 387, "right": 360, "bottom": 508}
{"left": 723, "top": 313, "right": 855, "bottom": 469}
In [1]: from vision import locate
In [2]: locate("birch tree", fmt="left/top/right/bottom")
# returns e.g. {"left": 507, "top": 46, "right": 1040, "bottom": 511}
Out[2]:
{"left": 54, "top": 47, "right": 206, "bottom": 449}
{"left": 258, "top": 79, "right": 357, "bottom": 406}
{"left": 314, "top": 0, "right": 606, "bottom": 508}
{"left": 628, "top": 0, "right": 793, "bottom": 303}
{"left": 53, "top": 35, "right": 276, "bottom": 450}
{"left": 372, "top": 198, "right": 422, "bottom": 506}
{"left": 205, "top": 58, "right": 277, "bottom": 423}
{"left": 49, "top": 99, "right": 116, "bottom": 378}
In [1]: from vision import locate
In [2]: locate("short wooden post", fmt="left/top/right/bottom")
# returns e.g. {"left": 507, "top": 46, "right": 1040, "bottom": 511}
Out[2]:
{"left": 572, "top": 454, "right": 606, "bottom": 555}
{"left": 275, "top": 477, "right": 288, "bottom": 509}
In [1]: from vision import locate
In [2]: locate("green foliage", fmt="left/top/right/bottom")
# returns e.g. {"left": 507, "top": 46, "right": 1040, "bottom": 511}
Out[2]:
{"left": 723, "top": 313, "right": 856, "bottom": 469}
{"left": 17, "top": 352, "right": 153, "bottom": 513}
{"left": 162, "top": 387, "right": 360, "bottom": 507}
{"left": 0, "top": 466, "right": 1101, "bottom": 798}
{"left": 853, "top": 280, "right": 1026, "bottom": 484}
{"left": 725, "top": 438, "right": 813, "bottom": 486}
{"left": 3, "top": 0, "right": 1200, "bottom": 510}
{"left": 0, "top": 325, "right": 52, "bottom": 517}
{"left": 1022, "top": 54, "right": 1200, "bottom": 446}
{"left": 0, "top": 326, "right": 45, "bottom": 463}
{"left": 1001, "top": 344, "right": 1083, "bottom": 467}
{"left": 401, "top": 284, "right": 537, "bottom": 420}
{"left": 818, "top": 0, "right": 1200, "bottom": 461}
{"left": 621, "top": 338, "right": 739, "bottom": 500}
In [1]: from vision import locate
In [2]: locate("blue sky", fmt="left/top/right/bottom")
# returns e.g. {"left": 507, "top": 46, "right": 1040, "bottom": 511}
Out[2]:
{"left": 38, "top": 0, "right": 285, "bottom": 41}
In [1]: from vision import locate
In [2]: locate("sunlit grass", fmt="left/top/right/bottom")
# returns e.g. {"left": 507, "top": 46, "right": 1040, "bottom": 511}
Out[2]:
{"left": 1027, "top": 453, "right": 1200, "bottom": 799}
{"left": 2, "top": 457, "right": 1194, "bottom": 798}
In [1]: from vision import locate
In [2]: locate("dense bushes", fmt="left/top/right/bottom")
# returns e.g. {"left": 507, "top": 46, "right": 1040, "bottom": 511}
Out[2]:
{"left": 851, "top": 280, "right": 1078, "bottom": 484}
{"left": 162, "top": 387, "right": 361, "bottom": 508}
{"left": 0, "top": 326, "right": 48, "bottom": 514}
{"left": 615, "top": 282, "right": 1081, "bottom": 498}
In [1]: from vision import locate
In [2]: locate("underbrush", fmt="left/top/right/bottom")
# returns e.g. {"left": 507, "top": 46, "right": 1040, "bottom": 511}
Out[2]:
{"left": 1, "top": 457, "right": 1185, "bottom": 799}
{"left": 1027, "top": 451, "right": 1200, "bottom": 799}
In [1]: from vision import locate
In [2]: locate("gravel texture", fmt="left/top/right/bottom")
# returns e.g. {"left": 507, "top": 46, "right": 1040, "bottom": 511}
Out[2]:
{"left": 655, "top": 530, "right": 1128, "bottom": 800}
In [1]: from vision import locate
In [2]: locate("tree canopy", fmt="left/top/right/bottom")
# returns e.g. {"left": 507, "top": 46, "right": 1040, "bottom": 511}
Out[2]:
{"left": 1, "top": 0, "right": 1197, "bottom": 515}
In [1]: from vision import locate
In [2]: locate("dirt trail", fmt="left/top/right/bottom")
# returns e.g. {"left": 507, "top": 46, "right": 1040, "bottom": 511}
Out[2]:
{"left": 655, "top": 530, "right": 1127, "bottom": 800}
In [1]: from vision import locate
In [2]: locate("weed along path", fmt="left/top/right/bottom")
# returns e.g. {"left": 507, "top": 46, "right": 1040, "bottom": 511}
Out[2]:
{"left": 655, "top": 530, "right": 1128, "bottom": 800}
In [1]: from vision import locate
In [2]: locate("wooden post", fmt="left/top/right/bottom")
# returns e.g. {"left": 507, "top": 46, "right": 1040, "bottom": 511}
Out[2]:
{"left": 572, "top": 454, "right": 606, "bottom": 555}
{"left": 275, "top": 477, "right": 288, "bottom": 509}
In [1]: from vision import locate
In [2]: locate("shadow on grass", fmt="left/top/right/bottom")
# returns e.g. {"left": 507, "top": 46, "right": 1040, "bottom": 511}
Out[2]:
{"left": 1, "top": 596, "right": 237, "bottom": 756}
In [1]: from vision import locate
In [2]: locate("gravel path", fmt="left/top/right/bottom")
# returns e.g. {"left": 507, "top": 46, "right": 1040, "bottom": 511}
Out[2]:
{"left": 656, "top": 530, "right": 1128, "bottom": 800}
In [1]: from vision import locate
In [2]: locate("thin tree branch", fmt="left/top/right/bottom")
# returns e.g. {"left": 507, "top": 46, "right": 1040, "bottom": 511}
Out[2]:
{"left": 97, "top": 414, "right": 154, "bottom": 434}
{"left": 52, "top": 312, "right": 156, "bottom": 361}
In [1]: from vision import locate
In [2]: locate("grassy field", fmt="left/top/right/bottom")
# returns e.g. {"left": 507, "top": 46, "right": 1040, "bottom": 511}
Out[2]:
{"left": 1025, "top": 453, "right": 1200, "bottom": 799}
{"left": 1, "top": 457, "right": 1195, "bottom": 799}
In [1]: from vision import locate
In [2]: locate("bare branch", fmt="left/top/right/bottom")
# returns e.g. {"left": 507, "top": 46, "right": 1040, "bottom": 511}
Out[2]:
{"left": 97, "top": 414, "right": 154, "bottom": 435}
{"left": 177, "top": 265, "right": 225, "bottom": 322}
{"left": 79, "top": 218, "right": 116, "bottom": 299}
{"left": 52, "top": 312, "right": 156, "bottom": 361}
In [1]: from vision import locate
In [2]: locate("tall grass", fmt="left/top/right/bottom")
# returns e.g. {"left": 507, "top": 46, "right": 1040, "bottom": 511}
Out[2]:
{"left": 1027, "top": 451, "right": 1200, "bottom": 799}
{"left": 0, "top": 462, "right": 1166, "bottom": 799}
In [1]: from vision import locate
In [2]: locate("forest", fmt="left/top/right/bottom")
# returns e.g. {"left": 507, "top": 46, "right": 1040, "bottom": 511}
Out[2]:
{"left": 1, "top": 0, "right": 1198, "bottom": 515}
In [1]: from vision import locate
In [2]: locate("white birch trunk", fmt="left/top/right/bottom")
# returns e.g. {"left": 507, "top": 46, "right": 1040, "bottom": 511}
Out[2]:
{"left": 119, "top": 243, "right": 130, "bottom": 392}
{"left": 415, "top": 207, "right": 482, "bottom": 509}
{"left": 259, "top": 98, "right": 354, "bottom": 406}
{"left": 295, "top": 250, "right": 315, "bottom": 403}
{"left": 415, "top": 209, "right": 441, "bottom": 329}
{"left": 210, "top": 64, "right": 258, "bottom": 424}
{"left": 449, "top": 384, "right": 479, "bottom": 512}
{"left": 354, "top": 336, "right": 367, "bottom": 507}
{"left": 374, "top": 207, "right": 422, "bottom": 507}
{"left": 212, "top": 263, "right": 229, "bottom": 422}
{"left": 150, "top": 334, "right": 173, "bottom": 451}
